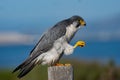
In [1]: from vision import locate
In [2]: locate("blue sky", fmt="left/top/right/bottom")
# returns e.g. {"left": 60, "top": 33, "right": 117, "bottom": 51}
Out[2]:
{"left": 0, "top": 0, "right": 120, "bottom": 45}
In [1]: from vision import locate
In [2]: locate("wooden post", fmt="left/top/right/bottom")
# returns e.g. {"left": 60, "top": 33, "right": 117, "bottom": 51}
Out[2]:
{"left": 48, "top": 65, "right": 73, "bottom": 80}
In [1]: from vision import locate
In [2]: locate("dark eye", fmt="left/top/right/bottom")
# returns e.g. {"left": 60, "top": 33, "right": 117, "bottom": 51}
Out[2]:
{"left": 76, "top": 20, "right": 80, "bottom": 28}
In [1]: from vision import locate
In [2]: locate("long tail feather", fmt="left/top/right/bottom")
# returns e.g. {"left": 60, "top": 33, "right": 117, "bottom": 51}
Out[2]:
{"left": 17, "top": 61, "right": 36, "bottom": 78}
{"left": 13, "top": 57, "right": 37, "bottom": 78}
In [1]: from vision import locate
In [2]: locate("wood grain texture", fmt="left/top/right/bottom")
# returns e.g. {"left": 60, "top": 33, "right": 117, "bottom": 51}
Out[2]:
{"left": 48, "top": 65, "right": 73, "bottom": 80}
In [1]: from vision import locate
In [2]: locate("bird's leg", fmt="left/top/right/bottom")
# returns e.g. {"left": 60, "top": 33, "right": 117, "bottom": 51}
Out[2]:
{"left": 53, "top": 61, "right": 71, "bottom": 66}
{"left": 54, "top": 63, "right": 71, "bottom": 66}
{"left": 64, "top": 63, "right": 71, "bottom": 66}
{"left": 54, "top": 62, "right": 64, "bottom": 66}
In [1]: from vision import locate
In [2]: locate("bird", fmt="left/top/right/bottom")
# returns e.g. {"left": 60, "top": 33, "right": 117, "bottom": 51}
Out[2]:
{"left": 13, "top": 15, "right": 86, "bottom": 78}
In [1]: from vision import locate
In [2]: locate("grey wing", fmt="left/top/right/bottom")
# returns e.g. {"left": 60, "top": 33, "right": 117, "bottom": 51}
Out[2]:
{"left": 29, "top": 25, "right": 66, "bottom": 58}
{"left": 12, "top": 22, "right": 68, "bottom": 78}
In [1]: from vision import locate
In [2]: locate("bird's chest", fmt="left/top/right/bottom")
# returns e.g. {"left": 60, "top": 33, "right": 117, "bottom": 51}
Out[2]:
{"left": 65, "top": 25, "right": 77, "bottom": 42}
{"left": 53, "top": 37, "right": 65, "bottom": 54}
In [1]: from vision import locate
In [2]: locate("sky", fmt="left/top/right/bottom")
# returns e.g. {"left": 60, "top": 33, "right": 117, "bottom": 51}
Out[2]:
{"left": 0, "top": 0, "right": 120, "bottom": 45}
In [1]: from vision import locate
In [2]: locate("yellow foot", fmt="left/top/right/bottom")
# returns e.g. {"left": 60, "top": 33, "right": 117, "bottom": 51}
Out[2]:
{"left": 73, "top": 40, "right": 85, "bottom": 48}
{"left": 54, "top": 63, "right": 64, "bottom": 66}
{"left": 65, "top": 64, "right": 71, "bottom": 66}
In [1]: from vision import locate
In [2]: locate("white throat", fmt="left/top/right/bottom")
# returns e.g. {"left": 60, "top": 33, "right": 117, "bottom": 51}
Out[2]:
{"left": 65, "top": 24, "right": 78, "bottom": 41}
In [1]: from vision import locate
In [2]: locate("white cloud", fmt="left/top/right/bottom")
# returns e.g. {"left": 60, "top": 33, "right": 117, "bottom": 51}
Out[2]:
{"left": 0, "top": 29, "right": 119, "bottom": 46}
{"left": 75, "top": 30, "right": 120, "bottom": 42}
{"left": 0, "top": 32, "right": 38, "bottom": 45}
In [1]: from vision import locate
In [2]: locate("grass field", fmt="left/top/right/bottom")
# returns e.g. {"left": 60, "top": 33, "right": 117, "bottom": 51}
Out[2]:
{"left": 0, "top": 59, "right": 120, "bottom": 80}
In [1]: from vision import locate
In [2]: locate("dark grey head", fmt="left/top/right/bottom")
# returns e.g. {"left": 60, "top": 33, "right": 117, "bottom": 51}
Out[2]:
{"left": 53, "top": 15, "right": 86, "bottom": 29}
{"left": 69, "top": 15, "right": 86, "bottom": 27}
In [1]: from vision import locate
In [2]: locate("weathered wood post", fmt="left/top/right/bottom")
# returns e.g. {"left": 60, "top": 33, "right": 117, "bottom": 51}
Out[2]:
{"left": 48, "top": 65, "right": 73, "bottom": 80}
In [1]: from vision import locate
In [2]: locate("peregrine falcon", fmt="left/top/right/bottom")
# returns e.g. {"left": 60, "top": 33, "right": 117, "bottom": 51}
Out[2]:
{"left": 13, "top": 15, "right": 86, "bottom": 78}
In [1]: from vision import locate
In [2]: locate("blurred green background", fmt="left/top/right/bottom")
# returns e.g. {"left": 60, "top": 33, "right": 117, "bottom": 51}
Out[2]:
{"left": 1, "top": 59, "right": 120, "bottom": 80}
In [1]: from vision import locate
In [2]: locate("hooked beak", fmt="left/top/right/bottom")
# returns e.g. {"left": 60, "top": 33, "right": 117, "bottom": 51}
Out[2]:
{"left": 80, "top": 20, "right": 86, "bottom": 26}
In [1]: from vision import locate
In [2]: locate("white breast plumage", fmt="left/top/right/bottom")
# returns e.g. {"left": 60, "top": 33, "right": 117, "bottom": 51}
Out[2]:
{"left": 65, "top": 24, "right": 78, "bottom": 40}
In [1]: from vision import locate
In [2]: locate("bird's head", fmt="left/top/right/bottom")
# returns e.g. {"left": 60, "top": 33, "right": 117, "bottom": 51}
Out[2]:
{"left": 69, "top": 15, "right": 86, "bottom": 28}
{"left": 73, "top": 40, "right": 85, "bottom": 48}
